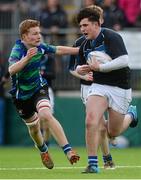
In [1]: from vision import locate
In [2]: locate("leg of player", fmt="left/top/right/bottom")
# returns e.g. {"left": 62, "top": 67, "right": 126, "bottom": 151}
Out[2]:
{"left": 82, "top": 95, "right": 108, "bottom": 173}
{"left": 99, "top": 118, "right": 115, "bottom": 169}
{"left": 40, "top": 119, "right": 51, "bottom": 146}
{"left": 104, "top": 119, "right": 117, "bottom": 146}
{"left": 80, "top": 84, "right": 115, "bottom": 172}
{"left": 25, "top": 112, "right": 54, "bottom": 169}
{"left": 36, "top": 98, "right": 80, "bottom": 167}
{"left": 107, "top": 105, "right": 138, "bottom": 138}
{"left": 40, "top": 87, "right": 54, "bottom": 146}
{"left": 123, "top": 105, "right": 138, "bottom": 129}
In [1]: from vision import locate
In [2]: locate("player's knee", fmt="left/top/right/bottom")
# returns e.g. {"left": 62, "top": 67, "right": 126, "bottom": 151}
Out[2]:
{"left": 39, "top": 110, "right": 53, "bottom": 123}
{"left": 86, "top": 113, "right": 99, "bottom": 129}
{"left": 36, "top": 99, "right": 52, "bottom": 119}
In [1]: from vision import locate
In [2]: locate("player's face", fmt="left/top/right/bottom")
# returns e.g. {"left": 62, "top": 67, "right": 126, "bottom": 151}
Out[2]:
{"left": 79, "top": 18, "right": 99, "bottom": 40}
{"left": 22, "top": 26, "right": 42, "bottom": 47}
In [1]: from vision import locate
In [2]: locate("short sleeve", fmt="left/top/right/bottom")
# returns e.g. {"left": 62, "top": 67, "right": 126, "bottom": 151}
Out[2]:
{"left": 8, "top": 47, "right": 22, "bottom": 66}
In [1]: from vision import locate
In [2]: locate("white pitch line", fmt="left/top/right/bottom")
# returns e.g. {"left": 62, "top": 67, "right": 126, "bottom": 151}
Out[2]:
{"left": 0, "top": 165, "right": 141, "bottom": 171}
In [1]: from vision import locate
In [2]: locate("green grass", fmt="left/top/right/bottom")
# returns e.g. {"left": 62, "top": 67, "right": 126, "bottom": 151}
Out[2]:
{"left": 0, "top": 146, "right": 141, "bottom": 179}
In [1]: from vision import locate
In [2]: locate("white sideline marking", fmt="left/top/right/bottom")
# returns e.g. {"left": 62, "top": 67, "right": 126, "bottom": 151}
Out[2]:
{"left": 0, "top": 165, "right": 141, "bottom": 170}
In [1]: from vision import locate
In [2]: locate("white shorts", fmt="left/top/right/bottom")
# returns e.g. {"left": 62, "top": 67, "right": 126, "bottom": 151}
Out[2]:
{"left": 87, "top": 83, "right": 132, "bottom": 114}
{"left": 81, "top": 84, "right": 91, "bottom": 105}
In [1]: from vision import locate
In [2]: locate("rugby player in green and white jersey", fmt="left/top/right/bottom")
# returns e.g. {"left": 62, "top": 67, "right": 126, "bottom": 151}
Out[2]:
{"left": 8, "top": 19, "right": 79, "bottom": 169}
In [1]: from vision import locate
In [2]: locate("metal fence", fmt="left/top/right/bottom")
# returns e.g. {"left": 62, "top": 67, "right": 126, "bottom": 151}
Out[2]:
{"left": 0, "top": 21, "right": 141, "bottom": 91}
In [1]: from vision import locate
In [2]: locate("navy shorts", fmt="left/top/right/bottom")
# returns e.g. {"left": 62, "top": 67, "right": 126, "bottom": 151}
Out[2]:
{"left": 12, "top": 86, "right": 50, "bottom": 119}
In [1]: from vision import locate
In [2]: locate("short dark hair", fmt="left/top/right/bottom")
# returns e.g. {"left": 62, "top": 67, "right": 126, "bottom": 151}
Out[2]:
{"left": 77, "top": 6, "right": 101, "bottom": 24}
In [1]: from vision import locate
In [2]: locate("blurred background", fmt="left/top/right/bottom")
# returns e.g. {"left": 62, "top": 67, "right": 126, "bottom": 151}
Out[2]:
{"left": 0, "top": 0, "right": 141, "bottom": 148}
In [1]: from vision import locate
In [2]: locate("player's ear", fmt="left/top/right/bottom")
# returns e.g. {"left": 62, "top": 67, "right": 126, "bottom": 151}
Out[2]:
{"left": 22, "top": 33, "right": 26, "bottom": 40}
{"left": 100, "top": 18, "right": 104, "bottom": 25}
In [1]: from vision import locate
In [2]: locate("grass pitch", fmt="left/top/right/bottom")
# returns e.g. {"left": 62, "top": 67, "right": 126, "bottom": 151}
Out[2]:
{"left": 0, "top": 146, "right": 141, "bottom": 179}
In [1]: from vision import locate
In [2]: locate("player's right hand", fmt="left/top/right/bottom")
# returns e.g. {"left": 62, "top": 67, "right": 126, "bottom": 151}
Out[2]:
{"left": 26, "top": 47, "right": 38, "bottom": 60}
{"left": 76, "top": 65, "right": 91, "bottom": 75}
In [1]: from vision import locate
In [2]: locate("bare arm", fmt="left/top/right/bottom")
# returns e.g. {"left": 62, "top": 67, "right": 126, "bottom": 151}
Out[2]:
{"left": 56, "top": 46, "right": 79, "bottom": 55}
{"left": 9, "top": 47, "right": 38, "bottom": 76}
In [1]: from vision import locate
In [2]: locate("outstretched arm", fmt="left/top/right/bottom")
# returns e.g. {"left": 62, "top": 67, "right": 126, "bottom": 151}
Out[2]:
{"left": 56, "top": 46, "right": 79, "bottom": 55}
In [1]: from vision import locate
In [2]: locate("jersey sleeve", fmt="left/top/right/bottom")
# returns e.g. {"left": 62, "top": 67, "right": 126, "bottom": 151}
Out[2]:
{"left": 8, "top": 46, "right": 22, "bottom": 66}
{"left": 43, "top": 43, "right": 57, "bottom": 54}
{"left": 106, "top": 32, "right": 128, "bottom": 59}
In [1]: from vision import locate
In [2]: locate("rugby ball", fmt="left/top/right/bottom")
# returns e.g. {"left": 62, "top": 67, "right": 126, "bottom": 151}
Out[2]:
{"left": 87, "top": 51, "right": 112, "bottom": 64}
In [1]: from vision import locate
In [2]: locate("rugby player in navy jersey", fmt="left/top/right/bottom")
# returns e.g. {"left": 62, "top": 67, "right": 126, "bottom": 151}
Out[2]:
{"left": 76, "top": 6, "right": 138, "bottom": 173}
{"left": 8, "top": 19, "right": 79, "bottom": 169}
{"left": 69, "top": 6, "right": 115, "bottom": 170}
{"left": 69, "top": 37, "right": 115, "bottom": 169}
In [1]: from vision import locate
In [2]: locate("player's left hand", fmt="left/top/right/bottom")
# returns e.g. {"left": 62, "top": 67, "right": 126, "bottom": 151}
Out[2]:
{"left": 83, "top": 71, "right": 93, "bottom": 81}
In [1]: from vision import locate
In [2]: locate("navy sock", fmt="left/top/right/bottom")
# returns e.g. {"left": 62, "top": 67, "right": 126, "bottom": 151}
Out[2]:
{"left": 62, "top": 144, "right": 72, "bottom": 154}
{"left": 88, "top": 156, "right": 98, "bottom": 167}
{"left": 45, "top": 140, "right": 50, "bottom": 146}
{"left": 37, "top": 142, "right": 48, "bottom": 153}
{"left": 103, "top": 154, "right": 112, "bottom": 163}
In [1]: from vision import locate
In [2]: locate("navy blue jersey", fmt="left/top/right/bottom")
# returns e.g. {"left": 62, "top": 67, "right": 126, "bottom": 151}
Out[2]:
{"left": 79, "top": 28, "right": 131, "bottom": 89}
{"left": 68, "top": 36, "right": 92, "bottom": 85}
